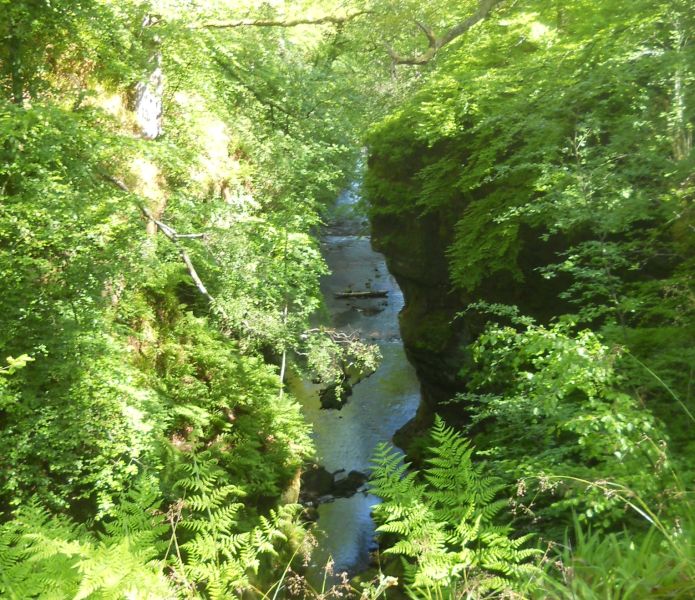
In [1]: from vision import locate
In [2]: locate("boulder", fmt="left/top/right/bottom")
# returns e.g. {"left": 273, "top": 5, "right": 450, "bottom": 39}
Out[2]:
{"left": 319, "top": 378, "right": 352, "bottom": 409}
{"left": 333, "top": 470, "right": 368, "bottom": 497}
{"left": 300, "top": 464, "right": 334, "bottom": 500}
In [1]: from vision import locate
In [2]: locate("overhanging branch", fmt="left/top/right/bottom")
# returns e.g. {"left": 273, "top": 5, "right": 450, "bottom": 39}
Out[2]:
{"left": 195, "top": 10, "right": 371, "bottom": 30}
{"left": 415, "top": 21, "right": 437, "bottom": 48}
{"left": 387, "top": 0, "right": 503, "bottom": 65}
{"left": 137, "top": 204, "right": 215, "bottom": 304}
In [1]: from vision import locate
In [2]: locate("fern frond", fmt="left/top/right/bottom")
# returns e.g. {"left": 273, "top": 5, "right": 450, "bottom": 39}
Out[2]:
{"left": 369, "top": 414, "right": 539, "bottom": 599}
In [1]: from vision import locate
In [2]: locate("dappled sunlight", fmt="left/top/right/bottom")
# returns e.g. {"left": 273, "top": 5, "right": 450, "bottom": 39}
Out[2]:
{"left": 499, "top": 11, "right": 557, "bottom": 45}
{"left": 129, "top": 156, "right": 167, "bottom": 210}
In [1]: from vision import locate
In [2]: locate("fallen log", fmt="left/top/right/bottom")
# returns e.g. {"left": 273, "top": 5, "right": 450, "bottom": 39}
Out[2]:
{"left": 334, "top": 290, "right": 388, "bottom": 299}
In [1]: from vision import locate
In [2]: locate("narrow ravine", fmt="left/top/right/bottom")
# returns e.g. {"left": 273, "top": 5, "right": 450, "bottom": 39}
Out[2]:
{"left": 291, "top": 183, "right": 422, "bottom": 582}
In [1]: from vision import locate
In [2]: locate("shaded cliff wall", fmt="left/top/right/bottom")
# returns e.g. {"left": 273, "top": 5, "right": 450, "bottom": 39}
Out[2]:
{"left": 363, "top": 3, "right": 694, "bottom": 441}
{"left": 370, "top": 207, "right": 467, "bottom": 407}
{"left": 366, "top": 163, "right": 568, "bottom": 414}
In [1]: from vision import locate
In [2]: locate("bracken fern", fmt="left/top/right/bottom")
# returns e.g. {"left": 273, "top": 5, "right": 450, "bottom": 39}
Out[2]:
{"left": 369, "top": 416, "right": 539, "bottom": 598}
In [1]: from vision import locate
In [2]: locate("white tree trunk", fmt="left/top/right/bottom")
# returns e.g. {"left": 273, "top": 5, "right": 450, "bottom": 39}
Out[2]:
{"left": 134, "top": 52, "right": 164, "bottom": 140}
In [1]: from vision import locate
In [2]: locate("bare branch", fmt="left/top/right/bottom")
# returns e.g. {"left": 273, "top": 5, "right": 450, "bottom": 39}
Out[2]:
{"left": 415, "top": 21, "right": 437, "bottom": 48}
{"left": 101, "top": 173, "right": 221, "bottom": 311}
{"left": 138, "top": 205, "right": 217, "bottom": 303}
{"left": 102, "top": 176, "right": 206, "bottom": 239}
{"left": 389, "top": 0, "right": 503, "bottom": 65}
{"left": 103, "top": 174, "right": 129, "bottom": 192}
{"left": 178, "top": 246, "right": 215, "bottom": 302}
{"left": 195, "top": 10, "right": 371, "bottom": 30}
{"left": 302, "top": 327, "right": 362, "bottom": 345}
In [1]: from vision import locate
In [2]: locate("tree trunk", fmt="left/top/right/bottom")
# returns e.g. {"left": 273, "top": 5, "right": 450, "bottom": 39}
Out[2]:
{"left": 8, "top": 31, "right": 23, "bottom": 105}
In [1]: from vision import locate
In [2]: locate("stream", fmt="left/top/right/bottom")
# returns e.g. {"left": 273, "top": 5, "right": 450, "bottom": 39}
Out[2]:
{"left": 291, "top": 183, "right": 421, "bottom": 582}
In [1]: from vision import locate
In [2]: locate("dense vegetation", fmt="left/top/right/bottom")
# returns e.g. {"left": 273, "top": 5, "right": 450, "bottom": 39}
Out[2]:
{"left": 365, "top": 0, "right": 694, "bottom": 597}
{"left": 0, "top": 1, "right": 369, "bottom": 595}
{"left": 1, "top": 0, "right": 693, "bottom": 598}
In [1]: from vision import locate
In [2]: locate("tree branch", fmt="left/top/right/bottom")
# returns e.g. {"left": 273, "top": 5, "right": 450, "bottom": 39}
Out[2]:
{"left": 303, "top": 327, "right": 362, "bottom": 345}
{"left": 388, "top": 0, "right": 503, "bottom": 65}
{"left": 195, "top": 10, "right": 371, "bottom": 30}
{"left": 101, "top": 174, "right": 220, "bottom": 310}
{"left": 415, "top": 21, "right": 437, "bottom": 49}
{"left": 136, "top": 204, "right": 215, "bottom": 302}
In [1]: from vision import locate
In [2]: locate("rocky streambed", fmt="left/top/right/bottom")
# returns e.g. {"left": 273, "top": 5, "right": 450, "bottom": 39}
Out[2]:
{"left": 291, "top": 183, "right": 421, "bottom": 582}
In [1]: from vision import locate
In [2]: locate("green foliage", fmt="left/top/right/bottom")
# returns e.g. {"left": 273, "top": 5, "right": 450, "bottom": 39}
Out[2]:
{"left": 365, "top": 0, "right": 695, "bottom": 421}
{"left": 0, "top": 481, "right": 174, "bottom": 599}
{"left": 2, "top": 0, "right": 691, "bottom": 596}
{"left": 369, "top": 416, "right": 539, "bottom": 598}
{"left": 0, "top": 354, "right": 32, "bottom": 410}
{"left": 0, "top": 2, "right": 393, "bottom": 595}
{"left": 163, "top": 448, "right": 306, "bottom": 598}
{"left": 537, "top": 518, "right": 695, "bottom": 599}
{"left": 0, "top": 3, "right": 380, "bottom": 597}
{"left": 457, "top": 316, "right": 669, "bottom": 529}
{"left": 0, "top": 99, "right": 162, "bottom": 511}
{"left": 0, "top": 466, "right": 304, "bottom": 599}
{"left": 146, "top": 308, "right": 312, "bottom": 500}
{"left": 299, "top": 327, "right": 382, "bottom": 398}
{"left": 0, "top": 0, "right": 148, "bottom": 104}
{"left": 365, "top": 6, "right": 694, "bottom": 584}
{"left": 0, "top": 0, "right": 375, "bottom": 520}
{"left": 170, "top": 449, "right": 286, "bottom": 597}
{"left": 366, "top": 0, "right": 694, "bottom": 291}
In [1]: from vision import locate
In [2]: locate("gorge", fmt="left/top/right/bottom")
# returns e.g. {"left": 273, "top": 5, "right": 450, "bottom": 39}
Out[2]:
{"left": 1, "top": 1, "right": 693, "bottom": 598}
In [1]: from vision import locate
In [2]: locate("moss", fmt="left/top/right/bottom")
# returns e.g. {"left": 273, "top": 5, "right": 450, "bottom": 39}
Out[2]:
{"left": 400, "top": 309, "right": 452, "bottom": 355}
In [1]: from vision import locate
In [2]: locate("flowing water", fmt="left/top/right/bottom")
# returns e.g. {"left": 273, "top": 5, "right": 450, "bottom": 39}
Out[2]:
{"left": 292, "top": 184, "right": 421, "bottom": 581}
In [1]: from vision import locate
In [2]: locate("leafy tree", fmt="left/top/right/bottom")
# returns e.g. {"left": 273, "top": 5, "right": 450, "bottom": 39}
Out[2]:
{"left": 364, "top": 0, "right": 694, "bottom": 462}
{"left": 0, "top": 0, "right": 148, "bottom": 105}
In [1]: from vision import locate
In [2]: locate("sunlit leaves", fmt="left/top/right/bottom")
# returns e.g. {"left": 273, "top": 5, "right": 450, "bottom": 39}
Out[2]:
{"left": 459, "top": 318, "right": 668, "bottom": 528}
{"left": 369, "top": 416, "right": 539, "bottom": 596}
